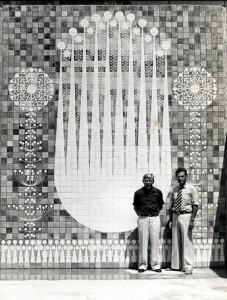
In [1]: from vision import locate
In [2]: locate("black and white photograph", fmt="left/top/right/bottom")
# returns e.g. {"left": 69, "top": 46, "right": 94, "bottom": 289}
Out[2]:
{"left": 0, "top": 0, "right": 226, "bottom": 299}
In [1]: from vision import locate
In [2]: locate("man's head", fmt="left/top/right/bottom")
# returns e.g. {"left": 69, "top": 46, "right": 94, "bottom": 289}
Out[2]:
{"left": 142, "top": 173, "right": 154, "bottom": 189}
{"left": 175, "top": 167, "right": 187, "bottom": 187}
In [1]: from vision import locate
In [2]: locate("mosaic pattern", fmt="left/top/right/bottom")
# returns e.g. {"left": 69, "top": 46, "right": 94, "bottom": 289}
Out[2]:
{"left": 8, "top": 68, "right": 54, "bottom": 111}
{"left": 173, "top": 67, "right": 218, "bottom": 240}
{"left": 7, "top": 68, "right": 54, "bottom": 238}
{"left": 173, "top": 67, "right": 217, "bottom": 110}
{"left": 55, "top": 12, "right": 171, "bottom": 232}
{"left": 0, "top": 4, "right": 226, "bottom": 268}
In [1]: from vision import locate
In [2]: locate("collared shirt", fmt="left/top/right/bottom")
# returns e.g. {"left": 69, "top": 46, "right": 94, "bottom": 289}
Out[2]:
{"left": 133, "top": 186, "right": 164, "bottom": 217}
{"left": 170, "top": 182, "right": 199, "bottom": 213}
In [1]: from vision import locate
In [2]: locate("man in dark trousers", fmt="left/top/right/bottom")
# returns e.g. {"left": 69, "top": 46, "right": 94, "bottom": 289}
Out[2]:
{"left": 133, "top": 173, "right": 164, "bottom": 273}
{"left": 168, "top": 167, "right": 199, "bottom": 274}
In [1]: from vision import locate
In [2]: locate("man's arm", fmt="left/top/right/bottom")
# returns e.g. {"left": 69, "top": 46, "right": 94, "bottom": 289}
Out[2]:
{"left": 189, "top": 185, "right": 199, "bottom": 229}
{"left": 189, "top": 204, "right": 198, "bottom": 229}
{"left": 158, "top": 191, "right": 164, "bottom": 211}
{"left": 169, "top": 207, "right": 173, "bottom": 223}
{"left": 134, "top": 205, "right": 142, "bottom": 216}
{"left": 169, "top": 188, "right": 174, "bottom": 222}
{"left": 133, "top": 192, "right": 141, "bottom": 216}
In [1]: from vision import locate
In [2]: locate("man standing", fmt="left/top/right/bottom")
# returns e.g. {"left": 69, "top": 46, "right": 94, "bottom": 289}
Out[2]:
{"left": 169, "top": 167, "right": 199, "bottom": 274}
{"left": 133, "top": 173, "right": 164, "bottom": 273}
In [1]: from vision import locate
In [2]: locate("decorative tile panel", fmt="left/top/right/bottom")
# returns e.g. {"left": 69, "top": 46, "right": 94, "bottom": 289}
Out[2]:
{"left": 0, "top": 4, "right": 226, "bottom": 268}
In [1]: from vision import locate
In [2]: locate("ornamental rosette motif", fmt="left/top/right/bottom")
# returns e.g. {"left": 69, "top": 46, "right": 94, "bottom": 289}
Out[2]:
{"left": 8, "top": 68, "right": 54, "bottom": 111}
{"left": 173, "top": 67, "right": 217, "bottom": 109}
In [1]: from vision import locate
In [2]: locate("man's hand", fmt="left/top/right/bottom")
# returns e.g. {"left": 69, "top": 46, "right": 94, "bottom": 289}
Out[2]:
{"left": 189, "top": 219, "right": 194, "bottom": 230}
{"left": 166, "top": 218, "right": 172, "bottom": 229}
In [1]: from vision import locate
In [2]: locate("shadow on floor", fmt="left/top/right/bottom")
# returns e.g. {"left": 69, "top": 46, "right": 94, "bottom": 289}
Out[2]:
{"left": 209, "top": 267, "right": 227, "bottom": 278}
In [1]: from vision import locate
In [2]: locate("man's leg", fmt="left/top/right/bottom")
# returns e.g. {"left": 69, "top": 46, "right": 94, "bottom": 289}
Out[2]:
{"left": 137, "top": 216, "right": 149, "bottom": 271}
{"left": 179, "top": 214, "right": 194, "bottom": 273}
{"left": 149, "top": 216, "right": 161, "bottom": 271}
{"left": 171, "top": 213, "right": 182, "bottom": 270}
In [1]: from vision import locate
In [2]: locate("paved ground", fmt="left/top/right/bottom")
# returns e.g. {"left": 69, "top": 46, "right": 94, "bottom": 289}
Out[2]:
{"left": 0, "top": 268, "right": 227, "bottom": 300}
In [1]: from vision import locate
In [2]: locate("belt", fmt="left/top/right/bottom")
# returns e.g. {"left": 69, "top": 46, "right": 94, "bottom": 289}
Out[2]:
{"left": 173, "top": 211, "right": 191, "bottom": 215}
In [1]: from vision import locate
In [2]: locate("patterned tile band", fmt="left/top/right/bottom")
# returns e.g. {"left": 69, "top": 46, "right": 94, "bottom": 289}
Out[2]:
{"left": 0, "top": 239, "right": 225, "bottom": 268}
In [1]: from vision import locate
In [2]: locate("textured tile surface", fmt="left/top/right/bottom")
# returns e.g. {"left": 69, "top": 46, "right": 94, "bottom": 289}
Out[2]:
{"left": 0, "top": 4, "right": 226, "bottom": 268}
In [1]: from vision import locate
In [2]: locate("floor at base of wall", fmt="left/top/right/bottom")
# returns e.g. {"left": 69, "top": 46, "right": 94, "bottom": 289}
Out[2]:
{"left": 0, "top": 268, "right": 227, "bottom": 300}
{"left": 0, "top": 267, "right": 226, "bottom": 280}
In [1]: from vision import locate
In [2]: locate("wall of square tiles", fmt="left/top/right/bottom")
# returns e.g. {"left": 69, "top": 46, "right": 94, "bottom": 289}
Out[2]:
{"left": 0, "top": 4, "right": 226, "bottom": 268}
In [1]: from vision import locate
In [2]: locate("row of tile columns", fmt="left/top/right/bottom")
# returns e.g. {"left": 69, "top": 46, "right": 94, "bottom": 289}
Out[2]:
{"left": 0, "top": 239, "right": 224, "bottom": 268}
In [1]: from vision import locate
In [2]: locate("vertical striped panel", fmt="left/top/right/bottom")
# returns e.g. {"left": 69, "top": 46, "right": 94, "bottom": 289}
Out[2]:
{"left": 78, "top": 29, "right": 89, "bottom": 175}
{"left": 114, "top": 18, "right": 124, "bottom": 175}
{"left": 125, "top": 20, "right": 136, "bottom": 175}
{"left": 149, "top": 32, "right": 160, "bottom": 175}
{"left": 137, "top": 26, "right": 148, "bottom": 175}
{"left": 102, "top": 17, "right": 113, "bottom": 175}
{"left": 90, "top": 20, "right": 101, "bottom": 175}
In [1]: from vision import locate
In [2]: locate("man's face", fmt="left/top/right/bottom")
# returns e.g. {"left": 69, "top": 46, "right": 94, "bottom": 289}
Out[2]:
{"left": 142, "top": 174, "right": 154, "bottom": 189}
{"left": 176, "top": 171, "right": 187, "bottom": 186}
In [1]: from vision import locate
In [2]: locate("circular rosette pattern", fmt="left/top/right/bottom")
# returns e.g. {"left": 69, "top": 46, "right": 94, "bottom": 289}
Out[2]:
{"left": 8, "top": 68, "right": 54, "bottom": 111}
{"left": 173, "top": 67, "right": 217, "bottom": 110}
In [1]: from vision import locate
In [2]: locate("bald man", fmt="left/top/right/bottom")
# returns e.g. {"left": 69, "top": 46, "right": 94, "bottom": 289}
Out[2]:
{"left": 133, "top": 173, "right": 164, "bottom": 273}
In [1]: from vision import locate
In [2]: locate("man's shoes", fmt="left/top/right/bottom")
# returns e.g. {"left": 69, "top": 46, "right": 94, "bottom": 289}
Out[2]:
{"left": 152, "top": 265, "right": 162, "bottom": 273}
{"left": 165, "top": 267, "right": 181, "bottom": 271}
{"left": 153, "top": 268, "right": 162, "bottom": 273}
{"left": 185, "top": 266, "right": 193, "bottom": 275}
{"left": 138, "top": 268, "right": 146, "bottom": 273}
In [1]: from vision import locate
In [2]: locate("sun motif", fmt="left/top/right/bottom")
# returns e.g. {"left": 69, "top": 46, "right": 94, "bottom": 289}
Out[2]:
{"left": 173, "top": 67, "right": 217, "bottom": 110}
{"left": 8, "top": 68, "right": 54, "bottom": 111}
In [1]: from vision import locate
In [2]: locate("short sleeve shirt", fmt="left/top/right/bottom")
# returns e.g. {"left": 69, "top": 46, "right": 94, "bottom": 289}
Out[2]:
{"left": 171, "top": 182, "right": 199, "bottom": 213}
{"left": 133, "top": 186, "right": 164, "bottom": 216}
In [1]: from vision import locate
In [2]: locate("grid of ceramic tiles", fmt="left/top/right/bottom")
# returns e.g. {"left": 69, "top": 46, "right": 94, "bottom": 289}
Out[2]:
{"left": 0, "top": 5, "right": 226, "bottom": 267}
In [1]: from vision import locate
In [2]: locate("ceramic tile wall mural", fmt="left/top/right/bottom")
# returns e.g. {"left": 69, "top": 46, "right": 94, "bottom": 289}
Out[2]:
{"left": 0, "top": 4, "right": 226, "bottom": 268}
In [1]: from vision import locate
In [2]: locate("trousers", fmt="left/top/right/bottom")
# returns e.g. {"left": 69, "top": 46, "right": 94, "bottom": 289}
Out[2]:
{"left": 137, "top": 215, "right": 160, "bottom": 270}
{"left": 171, "top": 213, "right": 194, "bottom": 271}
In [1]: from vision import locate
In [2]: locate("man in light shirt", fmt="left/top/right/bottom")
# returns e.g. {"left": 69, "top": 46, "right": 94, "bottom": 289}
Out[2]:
{"left": 168, "top": 167, "right": 199, "bottom": 274}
